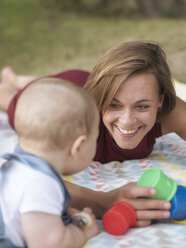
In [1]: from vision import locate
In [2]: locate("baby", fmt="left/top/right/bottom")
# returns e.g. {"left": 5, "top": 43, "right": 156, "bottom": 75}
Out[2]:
{"left": 0, "top": 77, "right": 100, "bottom": 247}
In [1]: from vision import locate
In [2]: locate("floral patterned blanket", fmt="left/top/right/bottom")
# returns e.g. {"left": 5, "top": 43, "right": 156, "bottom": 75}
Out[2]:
{"left": 0, "top": 81, "right": 186, "bottom": 248}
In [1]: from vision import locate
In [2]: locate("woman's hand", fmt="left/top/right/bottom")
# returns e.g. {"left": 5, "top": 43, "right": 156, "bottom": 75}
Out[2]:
{"left": 65, "top": 180, "right": 171, "bottom": 227}
{"left": 108, "top": 182, "right": 171, "bottom": 227}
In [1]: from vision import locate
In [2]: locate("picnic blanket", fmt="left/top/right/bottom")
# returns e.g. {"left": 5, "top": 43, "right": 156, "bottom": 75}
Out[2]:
{"left": 0, "top": 81, "right": 186, "bottom": 248}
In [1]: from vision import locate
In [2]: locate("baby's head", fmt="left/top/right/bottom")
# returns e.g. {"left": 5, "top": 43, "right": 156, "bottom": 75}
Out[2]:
{"left": 14, "top": 78, "right": 99, "bottom": 173}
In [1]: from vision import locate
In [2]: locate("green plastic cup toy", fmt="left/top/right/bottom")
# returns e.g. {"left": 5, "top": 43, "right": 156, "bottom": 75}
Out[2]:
{"left": 137, "top": 167, "right": 177, "bottom": 201}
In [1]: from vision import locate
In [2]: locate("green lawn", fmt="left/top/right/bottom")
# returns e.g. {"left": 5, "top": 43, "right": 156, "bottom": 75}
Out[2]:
{"left": 1, "top": 0, "right": 186, "bottom": 82}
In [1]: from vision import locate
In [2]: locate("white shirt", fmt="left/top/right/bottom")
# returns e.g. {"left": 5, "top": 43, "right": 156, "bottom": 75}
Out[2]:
{"left": 0, "top": 159, "right": 64, "bottom": 247}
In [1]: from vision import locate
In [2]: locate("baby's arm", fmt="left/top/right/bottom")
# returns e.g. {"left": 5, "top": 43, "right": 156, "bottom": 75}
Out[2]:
{"left": 21, "top": 208, "right": 100, "bottom": 248}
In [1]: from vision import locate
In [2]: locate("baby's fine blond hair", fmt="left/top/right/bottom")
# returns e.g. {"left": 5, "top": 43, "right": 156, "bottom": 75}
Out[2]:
{"left": 14, "top": 78, "right": 98, "bottom": 150}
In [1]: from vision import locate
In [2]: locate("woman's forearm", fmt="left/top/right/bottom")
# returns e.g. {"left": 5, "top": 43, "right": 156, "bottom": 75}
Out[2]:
{"left": 64, "top": 180, "right": 111, "bottom": 218}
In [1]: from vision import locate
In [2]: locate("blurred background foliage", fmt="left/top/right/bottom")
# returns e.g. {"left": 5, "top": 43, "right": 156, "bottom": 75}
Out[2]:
{"left": 0, "top": 0, "right": 186, "bottom": 83}
{"left": 36, "top": 0, "right": 186, "bottom": 17}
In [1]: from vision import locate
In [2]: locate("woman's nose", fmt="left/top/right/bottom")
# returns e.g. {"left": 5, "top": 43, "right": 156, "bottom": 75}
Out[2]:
{"left": 118, "top": 109, "right": 136, "bottom": 126}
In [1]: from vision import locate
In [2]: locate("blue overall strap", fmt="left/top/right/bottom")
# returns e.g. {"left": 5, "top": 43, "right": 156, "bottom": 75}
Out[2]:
{"left": 0, "top": 238, "right": 19, "bottom": 248}
{"left": 0, "top": 166, "right": 22, "bottom": 247}
{"left": 2, "top": 153, "right": 72, "bottom": 225}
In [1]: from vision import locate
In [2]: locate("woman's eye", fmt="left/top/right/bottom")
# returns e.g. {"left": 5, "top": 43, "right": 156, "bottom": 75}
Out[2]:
{"left": 137, "top": 105, "right": 150, "bottom": 110}
{"left": 109, "top": 103, "right": 121, "bottom": 109}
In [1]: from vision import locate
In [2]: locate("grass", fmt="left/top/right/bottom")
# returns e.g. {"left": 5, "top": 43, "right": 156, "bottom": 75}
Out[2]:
{"left": 0, "top": 0, "right": 186, "bottom": 83}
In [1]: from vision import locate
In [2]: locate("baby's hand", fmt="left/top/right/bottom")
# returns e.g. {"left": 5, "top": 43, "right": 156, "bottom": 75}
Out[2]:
{"left": 68, "top": 206, "right": 79, "bottom": 216}
{"left": 109, "top": 182, "right": 171, "bottom": 227}
{"left": 72, "top": 208, "right": 100, "bottom": 239}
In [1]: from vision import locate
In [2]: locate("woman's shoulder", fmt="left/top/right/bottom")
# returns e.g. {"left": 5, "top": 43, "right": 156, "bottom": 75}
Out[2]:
{"left": 161, "top": 97, "right": 186, "bottom": 140}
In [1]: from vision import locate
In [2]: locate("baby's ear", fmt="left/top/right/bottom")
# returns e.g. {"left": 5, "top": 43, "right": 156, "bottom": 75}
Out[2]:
{"left": 70, "top": 135, "right": 87, "bottom": 157}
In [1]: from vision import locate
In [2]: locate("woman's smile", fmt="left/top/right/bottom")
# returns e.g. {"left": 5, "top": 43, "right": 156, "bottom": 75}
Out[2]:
{"left": 117, "top": 126, "right": 138, "bottom": 135}
{"left": 103, "top": 72, "right": 163, "bottom": 149}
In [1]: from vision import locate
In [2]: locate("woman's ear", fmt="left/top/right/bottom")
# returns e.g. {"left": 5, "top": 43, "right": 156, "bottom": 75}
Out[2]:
{"left": 158, "top": 94, "right": 164, "bottom": 107}
{"left": 70, "top": 135, "right": 87, "bottom": 157}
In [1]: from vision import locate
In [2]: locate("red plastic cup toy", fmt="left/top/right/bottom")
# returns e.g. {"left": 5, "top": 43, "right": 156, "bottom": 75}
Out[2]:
{"left": 102, "top": 201, "right": 136, "bottom": 235}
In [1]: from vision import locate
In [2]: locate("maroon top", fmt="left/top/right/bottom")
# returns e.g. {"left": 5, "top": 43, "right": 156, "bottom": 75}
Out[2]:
{"left": 94, "top": 117, "right": 161, "bottom": 163}
{"left": 7, "top": 69, "right": 162, "bottom": 163}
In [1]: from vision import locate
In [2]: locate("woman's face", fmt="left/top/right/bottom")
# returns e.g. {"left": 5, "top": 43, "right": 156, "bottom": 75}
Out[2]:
{"left": 102, "top": 72, "right": 164, "bottom": 149}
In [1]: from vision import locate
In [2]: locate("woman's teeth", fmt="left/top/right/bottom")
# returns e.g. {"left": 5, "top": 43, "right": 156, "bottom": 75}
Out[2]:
{"left": 118, "top": 127, "right": 137, "bottom": 134}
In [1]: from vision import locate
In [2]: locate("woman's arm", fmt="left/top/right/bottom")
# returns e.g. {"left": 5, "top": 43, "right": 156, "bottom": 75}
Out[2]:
{"left": 0, "top": 83, "right": 17, "bottom": 112}
{"left": 161, "top": 96, "right": 186, "bottom": 140}
{"left": 64, "top": 180, "right": 109, "bottom": 218}
{"left": 65, "top": 181, "right": 171, "bottom": 227}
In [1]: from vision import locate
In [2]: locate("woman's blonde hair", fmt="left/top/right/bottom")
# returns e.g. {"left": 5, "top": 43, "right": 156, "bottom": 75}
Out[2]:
{"left": 84, "top": 40, "right": 176, "bottom": 121}
{"left": 15, "top": 78, "right": 98, "bottom": 150}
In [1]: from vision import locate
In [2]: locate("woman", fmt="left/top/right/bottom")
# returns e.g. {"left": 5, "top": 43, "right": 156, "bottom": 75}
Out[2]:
{"left": 1, "top": 41, "right": 186, "bottom": 227}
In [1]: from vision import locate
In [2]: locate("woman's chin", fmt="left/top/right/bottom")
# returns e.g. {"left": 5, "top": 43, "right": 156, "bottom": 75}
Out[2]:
{"left": 116, "top": 139, "right": 141, "bottom": 150}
